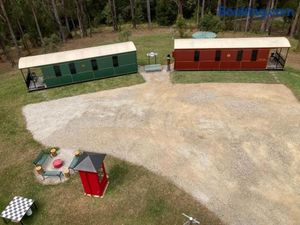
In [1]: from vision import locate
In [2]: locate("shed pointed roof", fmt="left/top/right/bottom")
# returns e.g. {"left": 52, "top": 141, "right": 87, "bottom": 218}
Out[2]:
{"left": 74, "top": 152, "right": 106, "bottom": 173}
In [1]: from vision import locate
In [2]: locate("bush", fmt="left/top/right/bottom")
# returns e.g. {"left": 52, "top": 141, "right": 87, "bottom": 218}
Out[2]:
{"left": 118, "top": 28, "right": 132, "bottom": 42}
{"left": 175, "top": 16, "right": 188, "bottom": 38}
{"left": 199, "top": 13, "right": 224, "bottom": 33}
{"left": 43, "top": 34, "right": 61, "bottom": 53}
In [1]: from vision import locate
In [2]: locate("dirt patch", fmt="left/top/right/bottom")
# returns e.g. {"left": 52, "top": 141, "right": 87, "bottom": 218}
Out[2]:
{"left": 23, "top": 69, "right": 300, "bottom": 225}
{"left": 286, "top": 52, "right": 300, "bottom": 70}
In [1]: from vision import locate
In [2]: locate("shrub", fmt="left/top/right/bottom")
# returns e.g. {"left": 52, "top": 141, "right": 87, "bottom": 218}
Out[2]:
{"left": 43, "top": 34, "right": 61, "bottom": 53}
{"left": 199, "top": 13, "right": 224, "bottom": 33}
{"left": 175, "top": 16, "right": 188, "bottom": 38}
{"left": 118, "top": 28, "right": 132, "bottom": 42}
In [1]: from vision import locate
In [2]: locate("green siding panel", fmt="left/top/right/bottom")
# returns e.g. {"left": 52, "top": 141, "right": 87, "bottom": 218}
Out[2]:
{"left": 94, "top": 68, "right": 114, "bottom": 78}
{"left": 118, "top": 52, "right": 137, "bottom": 65}
{"left": 60, "top": 63, "right": 72, "bottom": 75}
{"left": 114, "top": 64, "right": 138, "bottom": 75}
{"left": 44, "top": 75, "right": 73, "bottom": 87}
{"left": 97, "top": 56, "right": 113, "bottom": 69}
{"left": 40, "top": 51, "right": 138, "bottom": 88}
{"left": 76, "top": 60, "right": 93, "bottom": 73}
{"left": 72, "top": 71, "right": 95, "bottom": 82}
{"left": 41, "top": 66, "right": 55, "bottom": 78}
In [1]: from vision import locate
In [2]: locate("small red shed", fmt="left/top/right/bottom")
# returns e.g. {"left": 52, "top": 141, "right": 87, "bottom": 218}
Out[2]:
{"left": 172, "top": 37, "right": 291, "bottom": 71}
{"left": 74, "top": 152, "right": 108, "bottom": 198}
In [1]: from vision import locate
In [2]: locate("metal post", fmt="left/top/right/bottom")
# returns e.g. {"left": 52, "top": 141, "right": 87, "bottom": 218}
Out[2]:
{"left": 284, "top": 48, "right": 289, "bottom": 69}
{"left": 279, "top": 48, "right": 283, "bottom": 69}
{"left": 275, "top": 48, "right": 279, "bottom": 69}
{"left": 20, "top": 69, "right": 26, "bottom": 83}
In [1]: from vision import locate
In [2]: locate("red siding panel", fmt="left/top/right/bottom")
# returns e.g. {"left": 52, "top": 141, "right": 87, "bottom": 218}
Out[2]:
{"left": 258, "top": 49, "right": 270, "bottom": 59}
{"left": 175, "top": 61, "right": 199, "bottom": 70}
{"left": 79, "top": 171, "right": 101, "bottom": 196}
{"left": 221, "top": 50, "right": 238, "bottom": 61}
{"left": 220, "top": 62, "right": 241, "bottom": 70}
{"left": 173, "top": 50, "right": 195, "bottom": 61}
{"left": 79, "top": 171, "right": 92, "bottom": 195}
{"left": 242, "top": 50, "right": 252, "bottom": 61}
{"left": 173, "top": 48, "right": 270, "bottom": 71}
{"left": 88, "top": 172, "right": 101, "bottom": 195}
{"left": 198, "top": 62, "right": 220, "bottom": 70}
{"left": 199, "top": 50, "right": 216, "bottom": 61}
{"left": 241, "top": 61, "right": 267, "bottom": 70}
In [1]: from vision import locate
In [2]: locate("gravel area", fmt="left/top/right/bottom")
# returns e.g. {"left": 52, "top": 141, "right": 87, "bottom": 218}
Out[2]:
{"left": 23, "top": 67, "right": 300, "bottom": 225}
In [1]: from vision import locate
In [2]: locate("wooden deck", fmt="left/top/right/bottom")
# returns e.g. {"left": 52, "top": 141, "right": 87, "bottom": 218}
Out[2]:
{"left": 28, "top": 77, "right": 46, "bottom": 91}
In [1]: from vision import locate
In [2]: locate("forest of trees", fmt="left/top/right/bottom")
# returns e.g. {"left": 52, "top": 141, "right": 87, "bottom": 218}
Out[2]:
{"left": 0, "top": 0, "right": 300, "bottom": 66}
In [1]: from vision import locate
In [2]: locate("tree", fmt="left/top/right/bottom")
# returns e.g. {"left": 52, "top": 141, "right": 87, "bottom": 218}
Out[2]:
{"left": 0, "top": 18, "right": 15, "bottom": 65}
{"left": 0, "top": 39, "right": 15, "bottom": 66}
{"left": 12, "top": 0, "right": 31, "bottom": 54}
{"left": 248, "top": 0, "right": 256, "bottom": 30}
{"left": 146, "top": 0, "right": 151, "bottom": 28}
{"left": 108, "top": 0, "right": 118, "bottom": 31}
{"left": 267, "top": 0, "right": 279, "bottom": 35}
{"left": 51, "top": 0, "right": 66, "bottom": 42}
{"left": 201, "top": 0, "right": 205, "bottom": 19}
{"left": 27, "top": 0, "right": 45, "bottom": 46}
{"left": 0, "top": 0, "right": 21, "bottom": 56}
{"left": 245, "top": 0, "right": 253, "bottom": 32}
{"left": 233, "top": 0, "right": 240, "bottom": 31}
{"left": 61, "top": 0, "right": 70, "bottom": 33}
{"left": 129, "top": 0, "right": 137, "bottom": 29}
{"left": 174, "top": 0, "right": 183, "bottom": 17}
{"left": 156, "top": 0, "right": 177, "bottom": 26}
{"left": 290, "top": 1, "right": 300, "bottom": 38}
{"left": 196, "top": 0, "right": 200, "bottom": 27}
{"left": 200, "top": 13, "right": 224, "bottom": 33}
{"left": 175, "top": 15, "right": 187, "bottom": 37}
{"left": 75, "top": 0, "right": 88, "bottom": 37}
{"left": 260, "top": 0, "right": 272, "bottom": 32}
{"left": 216, "top": 0, "right": 221, "bottom": 16}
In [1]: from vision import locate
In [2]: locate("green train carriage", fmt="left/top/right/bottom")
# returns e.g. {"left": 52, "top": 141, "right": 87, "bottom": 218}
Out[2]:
{"left": 18, "top": 42, "right": 138, "bottom": 91}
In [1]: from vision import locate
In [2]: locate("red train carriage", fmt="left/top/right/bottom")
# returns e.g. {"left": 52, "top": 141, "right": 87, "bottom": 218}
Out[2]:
{"left": 172, "top": 37, "right": 291, "bottom": 71}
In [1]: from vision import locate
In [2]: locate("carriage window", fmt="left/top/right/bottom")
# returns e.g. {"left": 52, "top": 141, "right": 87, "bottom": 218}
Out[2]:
{"left": 237, "top": 50, "right": 243, "bottom": 61}
{"left": 194, "top": 51, "right": 200, "bottom": 61}
{"left": 69, "top": 63, "right": 76, "bottom": 74}
{"left": 91, "top": 59, "right": 98, "bottom": 70}
{"left": 112, "top": 56, "right": 119, "bottom": 67}
{"left": 215, "top": 50, "right": 221, "bottom": 61}
{"left": 54, "top": 65, "right": 62, "bottom": 77}
{"left": 251, "top": 50, "right": 258, "bottom": 61}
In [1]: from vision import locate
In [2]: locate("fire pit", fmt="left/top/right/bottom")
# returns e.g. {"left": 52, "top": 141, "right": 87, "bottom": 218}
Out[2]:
{"left": 53, "top": 159, "right": 64, "bottom": 169}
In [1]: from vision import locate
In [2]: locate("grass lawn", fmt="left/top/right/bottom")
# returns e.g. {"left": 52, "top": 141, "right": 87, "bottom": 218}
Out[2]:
{"left": 1, "top": 26, "right": 300, "bottom": 224}
{"left": 171, "top": 68, "right": 300, "bottom": 101}
{"left": 0, "top": 30, "right": 224, "bottom": 224}
{"left": 132, "top": 32, "right": 173, "bottom": 65}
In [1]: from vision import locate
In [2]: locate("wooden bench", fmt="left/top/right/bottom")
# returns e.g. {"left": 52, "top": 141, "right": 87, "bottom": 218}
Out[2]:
{"left": 42, "top": 171, "right": 63, "bottom": 181}
{"left": 33, "top": 151, "right": 49, "bottom": 166}
{"left": 68, "top": 156, "right": 80, "bottom": 171}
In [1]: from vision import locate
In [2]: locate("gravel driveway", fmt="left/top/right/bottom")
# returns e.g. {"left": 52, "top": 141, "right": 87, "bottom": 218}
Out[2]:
{"left": 23, "top": 68, "right": 300, "bottom": 225}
